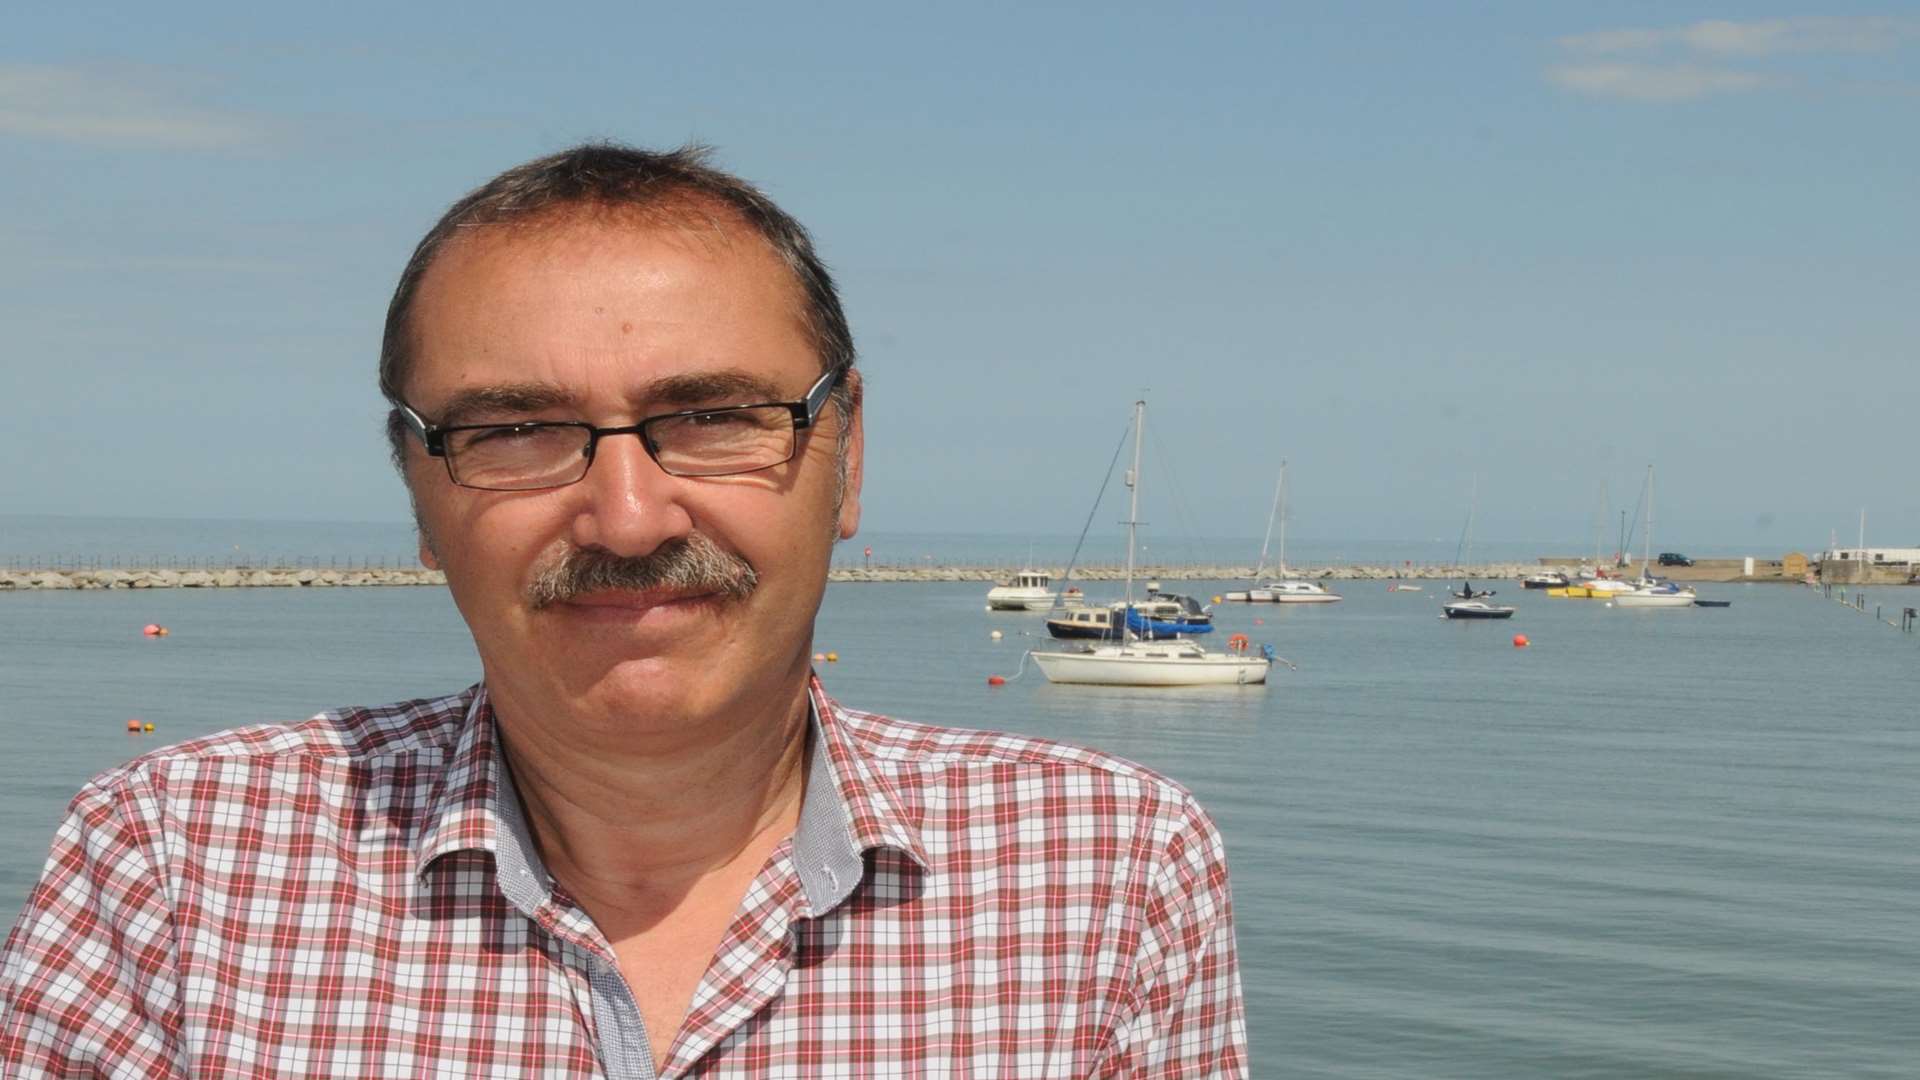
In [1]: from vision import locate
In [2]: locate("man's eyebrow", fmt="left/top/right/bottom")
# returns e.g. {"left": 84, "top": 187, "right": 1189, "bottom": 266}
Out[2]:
{"left": 431, "top": 384, "right": 581, "bottom": 426}
{"left": 424, "top": 369, "right": 802, "bottom": 425}
{"left": 637, "top": 370, "right": 790, "bottom": 407}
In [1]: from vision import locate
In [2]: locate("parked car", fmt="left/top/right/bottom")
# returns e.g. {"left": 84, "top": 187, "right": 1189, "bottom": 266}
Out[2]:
{"left": 1657, "top": 552, "right": 1694, "bottom": 567}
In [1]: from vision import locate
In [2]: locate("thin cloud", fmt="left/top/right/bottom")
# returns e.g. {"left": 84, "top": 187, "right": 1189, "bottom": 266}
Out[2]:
{"left": 0, "top": 64, "right": 268, "bottom": 149}
{"left": 1548, "top": 62, "right": 1774, "bottom": 103}
{"left": 1561, "top": 16, "right": 1920, "bottom": 57}
{"left": 1549, "top": 16, "right": 1919, "bottom": 102}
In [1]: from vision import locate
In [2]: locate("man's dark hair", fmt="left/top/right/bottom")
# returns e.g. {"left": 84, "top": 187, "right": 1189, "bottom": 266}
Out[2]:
{"left": 379, "top": 142, "right": 857, "bottom": 469}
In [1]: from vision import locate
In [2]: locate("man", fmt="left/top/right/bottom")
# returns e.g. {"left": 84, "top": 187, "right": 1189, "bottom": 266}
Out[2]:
{"left": 2, "top": 144, "right": 1245, "bottom": 1076}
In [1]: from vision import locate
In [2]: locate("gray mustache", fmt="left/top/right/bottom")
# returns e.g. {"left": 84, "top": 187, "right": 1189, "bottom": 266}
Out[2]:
{"left": 527, "top": 535, "right": 758, "bottom": 610}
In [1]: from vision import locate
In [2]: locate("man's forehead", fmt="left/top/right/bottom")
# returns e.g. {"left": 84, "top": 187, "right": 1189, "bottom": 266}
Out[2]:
{"left": 401, "top": 203, "right": 819, "bottom": 398}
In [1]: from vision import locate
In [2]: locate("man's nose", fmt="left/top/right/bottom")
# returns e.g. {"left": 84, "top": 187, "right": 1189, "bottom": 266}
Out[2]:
{"left": 566, "top": 431, "right": 695, "bottom": 557}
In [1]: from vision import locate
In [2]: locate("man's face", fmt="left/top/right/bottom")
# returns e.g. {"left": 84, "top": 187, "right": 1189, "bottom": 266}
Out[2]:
{"left": 400, "top": 210, "right": 862, "bottom": 731}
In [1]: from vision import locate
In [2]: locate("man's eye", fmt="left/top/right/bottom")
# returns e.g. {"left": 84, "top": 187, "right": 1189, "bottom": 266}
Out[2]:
{"left": 687, "top": 410, "right": 752, "bottom": 427}
{"left": 468, "top": 424, "right": 544, "bottom": 444}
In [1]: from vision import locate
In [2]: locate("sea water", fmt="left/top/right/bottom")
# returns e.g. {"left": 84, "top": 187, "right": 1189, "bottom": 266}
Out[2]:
{"left": 3, "top": 578, "right": 1917, "bottom": 1077}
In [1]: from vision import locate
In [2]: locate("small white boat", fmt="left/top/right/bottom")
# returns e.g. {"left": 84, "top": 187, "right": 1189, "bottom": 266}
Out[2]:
{"left": 1222, "top": 461, "right": 1342, "bottom": 604}
{"left": 985, "top": 569, "right": 1056, "bottom": 611}
{"left": 1522, "top": 571, "right": 1571, "bottom": 589}
{"left": 1610, "top": 466, "right": 1703, "bottom": 610}
{"left": 1612, "top": 582, "right": 1697, "bottom": 608}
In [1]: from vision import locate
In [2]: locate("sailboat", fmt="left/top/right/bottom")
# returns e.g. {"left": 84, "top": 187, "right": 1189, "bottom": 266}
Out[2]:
{"left": 1442, "top": 475, "right": 1516, "bottom": 620}
{"left": 1612, "top": 465, "right": 1698, "bottom": 609}
{"left": 1031, "top": 401, "right": 1273, "bottom": 686}
{"left": 1220, "top": 460, "right": 1341, "bottom": 604}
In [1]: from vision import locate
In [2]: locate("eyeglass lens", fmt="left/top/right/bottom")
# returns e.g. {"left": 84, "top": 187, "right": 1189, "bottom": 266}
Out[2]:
{"left": 444, "top": 406, "right": 800, "bottom": 490}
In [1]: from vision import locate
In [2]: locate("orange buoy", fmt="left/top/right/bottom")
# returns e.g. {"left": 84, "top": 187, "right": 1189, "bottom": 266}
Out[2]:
{"left": 156, "top": 627, "right": 170, "bottom": 637}
{"left": 142, "top": 623, "right": 162, "bottom": 636}
{"left": 1513, "top": 634, "right": 1529, "bottom": 648}
{"left": 987, "top": 675, "right": 1006, "bottom": 686}
{"left": 126, "top": 719, "right": 142, "bottom": 732}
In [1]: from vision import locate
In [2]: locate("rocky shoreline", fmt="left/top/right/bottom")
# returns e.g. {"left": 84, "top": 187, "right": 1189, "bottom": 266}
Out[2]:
{"left": 1, "top": 563, "right": 1549, "bottom": 591}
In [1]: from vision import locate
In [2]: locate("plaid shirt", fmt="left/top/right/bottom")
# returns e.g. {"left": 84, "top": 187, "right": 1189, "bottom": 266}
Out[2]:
{"left": 2, "top": 677, "right": 1245, "bottom": 1077}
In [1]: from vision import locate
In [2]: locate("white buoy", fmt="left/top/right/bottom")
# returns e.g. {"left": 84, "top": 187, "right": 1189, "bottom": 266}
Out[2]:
{"left": 990, "top": 630, "right": 1003, "bottom": 640}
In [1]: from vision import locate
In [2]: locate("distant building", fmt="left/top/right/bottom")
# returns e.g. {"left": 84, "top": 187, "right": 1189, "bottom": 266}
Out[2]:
{"left": 1820, "top": 547, "right": 1920, "bottom": 565}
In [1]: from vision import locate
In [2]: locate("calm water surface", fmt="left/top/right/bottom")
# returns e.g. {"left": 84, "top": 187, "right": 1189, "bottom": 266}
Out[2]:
{"left": 3, "top": 580, "right": 1917, "bottom": 1077}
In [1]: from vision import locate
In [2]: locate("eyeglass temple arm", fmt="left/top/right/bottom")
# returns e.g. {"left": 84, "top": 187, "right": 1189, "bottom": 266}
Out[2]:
{"left": 396, "top": 404, "right": 448, "bottom": 456}
{"left": 797, "top": 365, "right": 848, "bottom": 429}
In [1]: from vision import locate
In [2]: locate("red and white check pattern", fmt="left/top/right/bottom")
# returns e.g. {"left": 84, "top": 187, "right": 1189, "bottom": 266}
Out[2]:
{"left": 2, "top": 678, "right": 1246, "bottom": 1077}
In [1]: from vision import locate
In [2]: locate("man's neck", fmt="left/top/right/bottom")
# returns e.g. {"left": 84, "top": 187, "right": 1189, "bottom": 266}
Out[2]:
{"left": 488, "top": 674, "right": 814, "bottom": 917}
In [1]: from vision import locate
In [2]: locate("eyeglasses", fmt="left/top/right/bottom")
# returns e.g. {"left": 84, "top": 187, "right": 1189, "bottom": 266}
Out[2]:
{"left": 397, "top": 364, "right": 847, "bottom": 491}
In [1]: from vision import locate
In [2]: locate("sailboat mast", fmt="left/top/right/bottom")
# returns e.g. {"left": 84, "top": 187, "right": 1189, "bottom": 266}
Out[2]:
{"left": 1276, "top": 459, "right": 1288, "bottom": 574}
{"left": 1123, "top": 400, "right": 1145, "bottom": 608}
{"left": 1465, "top": 474, "right": 1477, "bottom": 568}
{"left": 1253, "top": 462, "right": 1283, "bottom": 579}
{"left": 1643, "top": 464, "right": 1654, "bottom": 572}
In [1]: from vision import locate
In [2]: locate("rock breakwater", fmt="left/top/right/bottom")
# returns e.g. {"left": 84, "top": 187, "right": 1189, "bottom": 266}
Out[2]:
{"left": 2, "top": 563, "right": 1550, "bottom": 590}
{"left": 0, "top": 568, "right": 447, "bottom": 590}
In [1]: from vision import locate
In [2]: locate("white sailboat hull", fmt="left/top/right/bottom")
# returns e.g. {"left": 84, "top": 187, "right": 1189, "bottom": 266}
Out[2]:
{"left": 1031, "top": 646, "right": 1270, "bottom": 686}
{"left": 1612, "top": 590, "right": 1697, "bottom": 608}
{"left": 1226, "top": 581, "right": 1342, "bottom": 603}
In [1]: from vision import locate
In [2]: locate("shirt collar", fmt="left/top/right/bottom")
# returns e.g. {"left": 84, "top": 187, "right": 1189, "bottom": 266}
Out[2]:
{"left": 413, "top": 676, "right": 928, "bottom": 915}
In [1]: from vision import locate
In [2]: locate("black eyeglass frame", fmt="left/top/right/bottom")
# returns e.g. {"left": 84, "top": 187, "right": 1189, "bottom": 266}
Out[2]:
{"left": 396, "top": 363, "right": 849, "bottom": 490}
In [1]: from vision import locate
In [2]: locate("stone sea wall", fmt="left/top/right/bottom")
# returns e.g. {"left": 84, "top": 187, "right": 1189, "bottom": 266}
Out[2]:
{"left": 2, "top": 563, "right": 1547, "bottom": 590}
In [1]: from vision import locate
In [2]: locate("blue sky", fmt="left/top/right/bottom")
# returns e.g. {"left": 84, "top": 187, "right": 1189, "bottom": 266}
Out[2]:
{"left": 3, "top": 3, "right": 1915, "bottom": 555}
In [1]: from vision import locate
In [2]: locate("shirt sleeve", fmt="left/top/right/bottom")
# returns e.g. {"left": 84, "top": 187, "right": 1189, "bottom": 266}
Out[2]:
{"left": 0, "top": 775, "right": 188, "bottom": 1079}
{"left": 1097, "top": 799, "right": 1249, "bottom": 1078}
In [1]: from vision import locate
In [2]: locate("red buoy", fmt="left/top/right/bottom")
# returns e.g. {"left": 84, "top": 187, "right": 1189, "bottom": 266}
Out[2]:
{"left": 126, "top": 719, "right": 142, "bottom": 732}
{"left": 1513, "top": 634, "right": 1529, "bottom": 648}
{"left": 986, "top": 676, "right": 1006, "bottom": 687}
{"left": 142, "top": 623, "right": 162, "bottom": 636}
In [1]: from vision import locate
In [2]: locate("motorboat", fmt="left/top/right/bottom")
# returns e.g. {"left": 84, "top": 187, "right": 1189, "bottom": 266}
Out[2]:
{"left": 1031, "top": 401, "right": 1272, "bottom": 687}
{"left": 1044, "top": 588, "right": 1213, "bottom": 639}
{"left": 1523, "top": 571, "right": 1571, "bottom": 589}
{"left": 1442, "top": 599, "right": 1516, "bottom": 619}
{"left": 985, "top": 569, "right": 1056, "bottom": 611}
